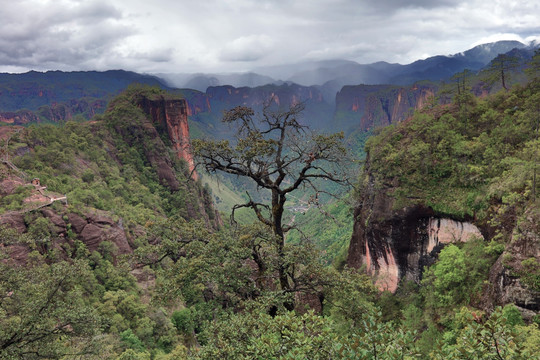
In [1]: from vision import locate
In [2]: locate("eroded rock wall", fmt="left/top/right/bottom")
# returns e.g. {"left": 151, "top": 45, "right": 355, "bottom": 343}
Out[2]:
{"left": 346, "top": 172, "right": 484, "bottom": 292}
{"left": 335, "top": 83, "right": 436, "bottom": 132}
{"left": 0, "top": 99, "right": 106, "bottom": 125}
{"left": 0, "top": 208, "right": 132, "bottom": 266}
{"left": 137, "top": 96, "right": 197, "bottom": 180}
{"left": 483, "top": 207, "right": 540, "bottom": 320}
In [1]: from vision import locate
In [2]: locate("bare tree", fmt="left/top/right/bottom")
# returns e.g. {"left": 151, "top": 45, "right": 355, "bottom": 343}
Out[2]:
{"left": 193, "top": 102, "right": 350, "bottom": 309}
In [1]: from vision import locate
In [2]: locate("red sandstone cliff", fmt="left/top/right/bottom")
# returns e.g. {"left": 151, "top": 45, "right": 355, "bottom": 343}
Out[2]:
{"left": 0, "top": 110, "right": 40, "bottom": 125}
{"left": 137, "top": 95, "right": 198, "bottom": 180}
{"left": 0, "top": 175, "right": 133, "bottom": 266}
{"left": 205, "top": 83, "right": 326, "bottom": 109}
{"left": 335, "top": 84, "right": 437, "bottom": 132}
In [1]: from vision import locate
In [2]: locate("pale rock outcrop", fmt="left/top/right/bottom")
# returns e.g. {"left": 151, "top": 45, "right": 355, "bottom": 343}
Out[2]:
{"left": 427, "top": 218, "right": 483, "bottom": 253}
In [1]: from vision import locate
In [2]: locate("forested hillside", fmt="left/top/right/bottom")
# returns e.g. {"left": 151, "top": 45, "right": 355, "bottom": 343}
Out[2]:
{"left": 1, "top": 54, "right": 540, "bottom": 358}
{"left": 0, "top": 86, "right": 219, "bottom": 358}
{"left": 347, "top": 73, "right": 540, "bottom": 356}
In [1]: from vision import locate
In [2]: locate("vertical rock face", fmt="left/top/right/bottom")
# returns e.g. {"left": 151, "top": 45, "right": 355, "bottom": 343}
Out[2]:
{"left": 133, "top": 94, "right": 221, "bottom": 227}
{"left": 347, "top": 172, "right": 483, "bottom": 292}
{"left": 0, "top": 110, "right": 40, "bottom": 125}
{"left": 483, "top": 207, "right": 540, "bottom": 319}
{"left": 206, "top": 83, "right": 326, "bottom": 109}
{"left": 137, "top": 96, "right": 198, "bottom": 180}
{"left": 335, "top": 84, "right": 436, "bottom": 132}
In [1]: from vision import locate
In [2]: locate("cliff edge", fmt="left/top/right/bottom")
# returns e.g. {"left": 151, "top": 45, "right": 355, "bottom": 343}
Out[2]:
{"left": 346, "top": 81, "right": 539, "bottom": 319}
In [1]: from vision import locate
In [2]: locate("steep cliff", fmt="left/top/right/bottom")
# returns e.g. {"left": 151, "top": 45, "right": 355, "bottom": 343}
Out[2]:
{"left": 347, "top": 81, "right": 539, "bottom": 317}
{"left": 105, "top": 88, "right": 218, "bottom": 225}
{"left": 0, "top": 87, "right": 220, "bottom": 267}
{"left": 334, "top": 83, "right": 437, "bottom": 133}
{"left": 205, "top": 83, "right": 325, "bottom": 108}
{"left": 180, "top": 83, "right": 335, "bottom": 138}
{"left": 347, "top": 162, "right": 484, "bottom": 292}
{"left": 136, "top": 95, "right": 197, "bottom": 180}
{"left": 483, "top": 206, "right": 540, "bottom": 319}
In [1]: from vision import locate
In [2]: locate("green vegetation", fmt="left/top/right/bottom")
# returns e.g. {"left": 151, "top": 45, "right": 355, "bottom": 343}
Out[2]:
{"left": 0, "top": 260, "right": 103, "bottom": 358}
{"left": 1, "top": 74, "right": 539, "bottom": 359}
{"left": 0, "top": 70, "right": 166, "bottom": 113}
{"left": 8, "top": 86, "right": 212, "bottom": 230}
{"left": 287, "top": 196, "right": 354, "bottom": 266}
{"left": 0, "top": 185, "right": 33, "bottom": 212}
{"left": 364, "top": 79, "right": 540, "bottom": 220}
{"left": 481, "top": 53, "right": 521, "bottom": 91}
{"left": 2, "top": 216, "right": 538, "bottom": 358}
{"left": 201, "top": 172, "right": 257, "bottom": 224}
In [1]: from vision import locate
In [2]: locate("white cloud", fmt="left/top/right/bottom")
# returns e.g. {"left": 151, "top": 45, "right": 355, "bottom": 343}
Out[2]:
{"left": 0, "top": 0, "right": 538, "bottom": 73}
{"left": 471, "top": 33, "right": 528, "bottom": 47}
{"left": 220, "top": 35, "right": 276, "bottom": 62}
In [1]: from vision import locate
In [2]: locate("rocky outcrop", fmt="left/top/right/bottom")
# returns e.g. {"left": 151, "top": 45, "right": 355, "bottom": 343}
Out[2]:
{"left": 0, "top": 213, "right": 26, "bottom": 233}
{"left": 335, "top": 83, "right": 437, "bottom": 132}
{"left": 77, "top": 211, "right": 132, "bottom": 254}
{"left": 347, "top": 171, "right": 484, "bottom": 292}
{"left": 347, "top": 158, "right": 539, "bottom": 323}
{"left": 427, "top": 218, "right": 483, "bottom": 253}
{"left": 0, "top": 164, "right": 133, "bottom": 262}
{"left": 123, "top": 93, "right": 220, "bottom": 227}
{"left": 137, "top": 95, "right": 197, "bottom": 180}
{"left": 0, "top": 177, "right": 26, "bottom": 196}
{"left": 108, "top": 98, "right": 181, "bottom": 191}
{"left": 483, "top": 207, "right": 540, "bottom": 320}
{"left": 0, "top": 207, "right": 132, "bottom": 265}
{"left": 0, "top": 110, "right": 40, "bottom": 125}
{"left": 40, "top": 209, "right": 132, "bottom": 255}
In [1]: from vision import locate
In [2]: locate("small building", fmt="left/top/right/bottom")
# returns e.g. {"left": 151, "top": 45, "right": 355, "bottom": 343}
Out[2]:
{"left": 31, "top": 178, "right": 41, "bottom": 187}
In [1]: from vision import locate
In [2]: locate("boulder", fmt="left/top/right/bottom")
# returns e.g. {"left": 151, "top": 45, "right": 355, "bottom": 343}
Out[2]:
{"left": 0, "top": 213, "right": 27, "bottom": 232}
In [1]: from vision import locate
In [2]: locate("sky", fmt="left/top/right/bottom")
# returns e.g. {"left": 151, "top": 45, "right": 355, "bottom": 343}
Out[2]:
{"left": 0, "top": 0, "right": 539, "bottom": 75}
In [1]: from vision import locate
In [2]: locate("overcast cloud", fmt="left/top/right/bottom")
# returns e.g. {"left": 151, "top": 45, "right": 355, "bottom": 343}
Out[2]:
{"left": 0, "top": 0, "right": 538, "bottom": 74}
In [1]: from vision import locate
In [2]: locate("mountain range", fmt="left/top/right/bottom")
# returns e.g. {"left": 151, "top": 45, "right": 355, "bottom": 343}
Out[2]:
{"left": 0, "top": 40, "right": 538, "bottom": 144}
{"left": 159, "top": 40, "right": 530, "bottom": 92}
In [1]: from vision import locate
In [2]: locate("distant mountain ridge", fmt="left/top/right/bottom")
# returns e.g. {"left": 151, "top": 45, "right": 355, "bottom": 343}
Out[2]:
{"left": 160, "top": 40, "right": 531, "bottom": 92}
{"left": 1, "top": 40, "right": 537, "bottom": 143}
{"left": 0, "top": 69, "right": 168, "bottom": 112}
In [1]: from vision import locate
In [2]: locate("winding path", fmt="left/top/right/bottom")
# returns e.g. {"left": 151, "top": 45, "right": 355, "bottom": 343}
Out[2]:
{"left": 1, "top": 128, "right": 67, "bottom": 216}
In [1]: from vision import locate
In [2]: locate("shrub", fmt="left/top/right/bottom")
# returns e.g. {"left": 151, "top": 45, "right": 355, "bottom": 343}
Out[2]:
{"left": 171, "top": 308, "right": 194, "bottom": 334}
